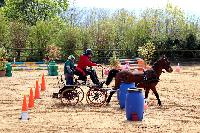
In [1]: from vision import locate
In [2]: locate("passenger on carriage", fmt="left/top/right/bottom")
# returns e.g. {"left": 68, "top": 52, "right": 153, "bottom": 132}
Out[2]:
{"left": 64, "top": 55, "right": 76, "bottom": 85}
{"left": 74, "top": 48, "right": 104, "bottom": 88}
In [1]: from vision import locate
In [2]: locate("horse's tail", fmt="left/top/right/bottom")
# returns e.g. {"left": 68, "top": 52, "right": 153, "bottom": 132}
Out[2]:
{"left": 105, "top": 69, "right": 119, "bottom": 85}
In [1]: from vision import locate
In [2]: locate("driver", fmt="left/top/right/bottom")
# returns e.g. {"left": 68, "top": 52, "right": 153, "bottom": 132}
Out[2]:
{"left": 74, "top": 48, "right": 103, "bottom": 87}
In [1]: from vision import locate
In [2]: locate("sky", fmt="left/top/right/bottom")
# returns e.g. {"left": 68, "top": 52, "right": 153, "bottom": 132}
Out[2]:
{"left": 68, "top": 0, "right": 200, "bottom": 17}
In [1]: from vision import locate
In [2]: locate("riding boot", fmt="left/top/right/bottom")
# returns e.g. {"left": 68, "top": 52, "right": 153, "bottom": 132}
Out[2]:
{"left": 98, "top": 81, "right": 105, "bottom": 88}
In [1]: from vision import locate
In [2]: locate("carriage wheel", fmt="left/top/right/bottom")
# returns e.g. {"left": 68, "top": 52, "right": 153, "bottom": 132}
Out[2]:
{"left": 60, "top": 89, "right": 79, "bottom": 106}
{"left": 86, "top": 87, "right": 107, "bottom": 107}
{"left": 75, "top": 86, "right": 84, "bottom": 102}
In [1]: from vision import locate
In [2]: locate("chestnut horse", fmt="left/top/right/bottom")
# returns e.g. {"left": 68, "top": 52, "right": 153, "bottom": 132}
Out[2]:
{"left": 105, "top": 55, "right": 173, "bottom": 106}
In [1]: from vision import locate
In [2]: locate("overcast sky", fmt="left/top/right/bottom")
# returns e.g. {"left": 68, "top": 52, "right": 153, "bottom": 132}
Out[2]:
{"left": 68, "top": 0, "right": 200, "bottom": 16}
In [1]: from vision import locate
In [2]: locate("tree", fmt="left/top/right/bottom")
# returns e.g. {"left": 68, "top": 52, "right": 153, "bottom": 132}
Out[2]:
{"left": 57, "top": 24, "right": 81, "bottom": 60}
{"left": 10, "top": 21, "right": 29, "bottom": 61}
{"left": 0, "top": 11, "right": 9, "bottom": 48}
{"left": 138, "top": 42, "right": 156, "bottom": 64}
{"left": 27, "top": 20, "right": 52, "bottom": 60}
{"left": 2, "top": 0, "right": 68, "bottom": 25}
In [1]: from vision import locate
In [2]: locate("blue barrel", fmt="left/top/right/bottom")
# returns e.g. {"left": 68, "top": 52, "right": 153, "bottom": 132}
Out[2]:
{"left": 117, "top": 90, "right": 119, "bottom": 100}
{"left": 125, "top": 88, "right": 144, "bottom": 121}
{"left": 119, "top": 83, "right": 136, "bottom": 109}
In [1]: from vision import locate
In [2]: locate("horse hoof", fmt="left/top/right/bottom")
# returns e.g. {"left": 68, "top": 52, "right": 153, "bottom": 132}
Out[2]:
{"left": 105, "top": 102, "right": 110, "bottom": 106}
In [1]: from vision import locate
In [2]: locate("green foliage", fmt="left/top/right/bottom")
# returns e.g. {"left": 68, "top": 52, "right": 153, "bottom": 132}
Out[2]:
{"left": 28, "top": 21, "right": 51, "bottom": 48}
{"left": 58, "top": 25, "right": 81, "bottom": 60}
{"left": 109, "top": 51, "right": 120, "bottom": 68}
{"left": 2, "top": 0, "right": 68, "bottom": 25}
{"left": 0, "top": 47, "right": 7, "bottom": 71}
{"left": 27, "top": 20, "right": 52, "bottom": 60}
{"left": 0, "top": 60, "right": 6, "bottom": 71}
{"left": 0, "top": 2, "right": 200, "bottom": 62}
{"left": 10, "top": 21, "right": 29, "bottom": 48}
{"left": 45, "top": 44, "right": 61, "bottom": 61}
{"left": 0, "top": 46, "right": 7, "bottom": 59}
{"left": 9, "top": 21, "right": 29, "bottom": 61}
{"left": 81, "top": 29, "right": 92, "bottom": 50}
{"left": 0, "top": 11, "right": 10, "bottom": 48}
{"left": 138, "top": 42, "right": 156, "bottom": 64}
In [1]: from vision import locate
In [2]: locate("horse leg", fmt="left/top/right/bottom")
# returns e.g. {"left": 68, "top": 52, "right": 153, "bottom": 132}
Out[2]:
{"left": 144, "top": 88, "right": 150, "bottom": 99}
{"left": 106, "top": 91, "right": 116, "bottom": 104}
{"left": 151, "top": 87, "right": 161, "bottom": 106}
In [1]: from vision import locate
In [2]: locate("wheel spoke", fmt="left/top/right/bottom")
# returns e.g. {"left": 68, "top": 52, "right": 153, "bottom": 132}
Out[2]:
{"left": 61, "top": 90, "right": 79, "bottom": 106}
{"left": 86, "top": 87, "right": 107, "bottom": 107}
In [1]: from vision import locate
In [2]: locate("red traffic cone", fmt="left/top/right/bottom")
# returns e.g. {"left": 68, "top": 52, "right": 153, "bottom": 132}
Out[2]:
{"left": 22, "top": 95, "right": 27, "bottom": 112}
{"left": 35, "top": 80, "right": 40, "bottom": 99}
{"left": 28, "top": 88, "right": 34, "bottom": 109}
{"left": 41, "top": 73, "right": 46, "bottom": 91}
{"left": 20, "top": 95, "right": 29, "bottom": 120}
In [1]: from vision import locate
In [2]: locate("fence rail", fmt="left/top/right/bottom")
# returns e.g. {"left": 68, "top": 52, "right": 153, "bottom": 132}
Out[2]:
{"left": 5, "top": 48, "right": 200, "bottom": 63}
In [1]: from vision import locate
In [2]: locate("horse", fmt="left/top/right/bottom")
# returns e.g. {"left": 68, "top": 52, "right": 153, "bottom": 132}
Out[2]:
{"left": 105, "top": 55, "right": 173, "bottom": 106}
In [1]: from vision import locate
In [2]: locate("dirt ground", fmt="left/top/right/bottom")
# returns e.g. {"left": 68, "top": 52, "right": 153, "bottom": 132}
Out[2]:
{"left": 0, "top": 64, "right": 200, "bottom": 133}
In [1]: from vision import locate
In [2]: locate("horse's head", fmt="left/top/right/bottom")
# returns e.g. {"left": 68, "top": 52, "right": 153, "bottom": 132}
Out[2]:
{"left": 105, "top": 69, "right": 119, "bottom": 85}
{"left": 159, "top": 55, "right": 173, "bottom": 73}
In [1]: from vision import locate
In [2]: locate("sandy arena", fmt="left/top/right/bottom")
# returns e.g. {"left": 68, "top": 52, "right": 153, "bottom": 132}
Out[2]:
{"left": 0, "top": 64, "right": 200, "bottom": 133}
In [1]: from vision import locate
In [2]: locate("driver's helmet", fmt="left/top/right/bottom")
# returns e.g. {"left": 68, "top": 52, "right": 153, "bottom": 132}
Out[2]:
{"left": 85, "top": 48, "right": 93, "bottom": 55}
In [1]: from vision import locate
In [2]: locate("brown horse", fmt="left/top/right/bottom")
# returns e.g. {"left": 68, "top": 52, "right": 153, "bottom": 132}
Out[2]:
{"left": 105, "top": 55, "right": 173, "bottom": 106}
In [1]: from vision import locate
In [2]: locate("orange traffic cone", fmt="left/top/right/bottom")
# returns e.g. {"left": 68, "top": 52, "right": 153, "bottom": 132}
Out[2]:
{"left": 35, "top": 80, "right": 40, "bottom": 99}
{"left": 20, "top": 95, "right": 29, "bottom": 120}
{"left": 22, "top": 95, "right": 28, "bottom": 112}
{"left": 41, "top": 73, "right": 46, "bottom": 91}
{"left": 28, "top": 88, "right": 34, "bottom": 109}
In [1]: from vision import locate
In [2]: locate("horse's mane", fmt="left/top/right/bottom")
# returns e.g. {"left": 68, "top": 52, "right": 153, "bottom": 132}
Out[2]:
{"left": 152, "top": 59, "right": 159, "bottom": 70}
{"left": 151, "top": 56, "right": 165, "bottom": 71}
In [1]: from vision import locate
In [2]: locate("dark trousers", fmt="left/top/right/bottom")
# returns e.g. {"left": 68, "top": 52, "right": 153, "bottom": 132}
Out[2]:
{"left": 64, "top": 74, "right": 74, "bottom": 85}
{"left": 85, "top": 69, "right": 99, "bottom": 85}
{"left": 74, "top": 69, "right": 99, "bottom": 85}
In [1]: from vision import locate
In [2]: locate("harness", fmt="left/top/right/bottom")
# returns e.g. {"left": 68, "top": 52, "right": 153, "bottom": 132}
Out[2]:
{"left": 143, "top": 69, "right": 159, "bottom": 83}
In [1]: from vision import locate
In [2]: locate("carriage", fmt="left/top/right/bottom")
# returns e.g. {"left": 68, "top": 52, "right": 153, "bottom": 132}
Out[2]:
{"left": 52, "top": 67, "right": 112, "bottom": 107}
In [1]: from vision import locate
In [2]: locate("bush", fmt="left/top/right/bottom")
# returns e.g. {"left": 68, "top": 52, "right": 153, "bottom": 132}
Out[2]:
{"left": 138, "top": 42, "right": 156, "bottom": 64}
{"left": 0, "top": 47, "right": 7, "bottom": 71}
{"left": 45, "top": 44, "right": 61, "bottom": 62}
{"left": 109, "top": 51, "right": 120, "bottom": 68}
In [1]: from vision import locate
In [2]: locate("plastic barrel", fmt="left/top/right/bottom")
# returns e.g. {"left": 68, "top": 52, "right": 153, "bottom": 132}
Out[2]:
{"left": 49, "top": 61, "right": 56, "bottom": 65}
{"left": 48, "top": 65, "right": 53, "bottom": 76}
{"left": 6, "top": 63, "right": 12, "bottom": 77}
{"left": 117, "top": 90, "right": 119, "bottom": 100}
{"left": 48, "top": 65, "right": 58, "bottom": 76}
{"left": 52, "top": 65, "right": 58, "bottom": 76}
{"left": 125, "top": 88, "right": 144, "bottom": 121}
{"left": 6, "top": 63, "right": 12, "bottom": 71}
{"left": 47, "top": 65, "right": 51, "bottom": 75}
{"left": 119, "top": 83, "right": 136, "bottom": 109}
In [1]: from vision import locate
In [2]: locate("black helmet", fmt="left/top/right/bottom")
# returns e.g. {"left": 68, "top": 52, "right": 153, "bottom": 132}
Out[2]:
{"left": 85, "top": 48, "right": 93, "bottom": 55}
